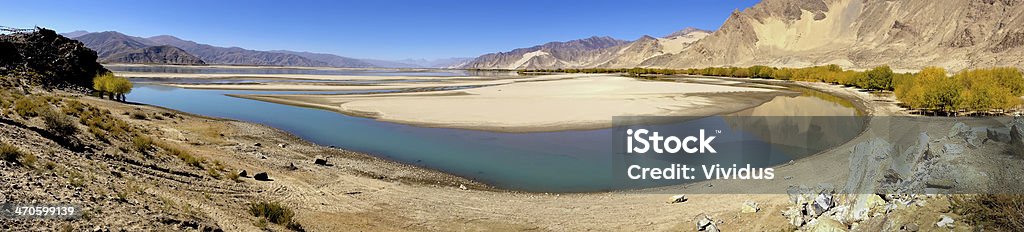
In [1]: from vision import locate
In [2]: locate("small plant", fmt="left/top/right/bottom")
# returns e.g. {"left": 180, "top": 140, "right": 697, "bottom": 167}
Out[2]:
{"left": 131, "top": 135, "right": 152, "bottom": 152}
{"left": 1, "top": 142, "right": 25, "bottom": 164}
{"left": 206, "top": 167, "right": 221, "bottom": 179}
{"left": 227, "top": 170, "right": 241, "bottom": 182}
{"left": 249, "top": 201, "right": 301, "bottom": 230}
{"left": 13, "top": 96, "right": 46, "bottom": 118}
{"left": 40, "top": 108, "right": 78, "bottom": 137}
{"left": 130, "top": 112, "right": 147, "bottom": 120}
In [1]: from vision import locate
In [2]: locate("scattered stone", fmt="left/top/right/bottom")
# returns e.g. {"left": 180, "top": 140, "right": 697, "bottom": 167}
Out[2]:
{"left": 238, "top": 170, "right": 247, "bottom": 177}
{"left": 784, "top": 176, "right": 793, "bottom": 180}
{"left": 782, "top": 206, "right": 804, "bottom": 226}
{"left": 942, "top": 144, "right": 964, "bottom": 155}
{"left": 278, "top": 143, "right": 286, "bottom": 148}
{"left": 287, "top": 163, "right": 297, "bottom": 170}
{"left": 695, "top": 214, "right": 719, "bottom": 232}
{"left": 459, "top": 184, "right": 468, "bottom": 190}
{"left": 669, "top": 194, "right": 688, "bottom": 204}
{"left": 936, "top": 215, "right": 954, "bottom": 228}
{"left": 314, "top": 158, "right": 328, "bottom": 166}
{"left": 741, "top": 200, "right": 759, "bottom": 213}
{"left": 253, "top": 143, "right": 261, "bottom": 147}
{"left": 809, "top": 192, "right": 833, "bottom": 217}
{"left": 253, "top": 172, "right": 270, "bottom": 181}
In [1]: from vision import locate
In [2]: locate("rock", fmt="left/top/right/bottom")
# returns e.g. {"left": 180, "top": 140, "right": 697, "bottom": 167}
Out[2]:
{"left": 942, "top": 143, "right": 964, "bottom": 155}
{"left": 901, "top": 223, "right": 920, "bottom": 232}
{"left": 741, "top": 200, "right": 759, "bottom": 213}
{"left": 936, "top": 215, "right": 954, "bottom": 228}
{"left": 253, "top": 172, "right": 270, "bottom": 181}
{"left": 253, "top": 143, "right": 261, "bottom": 147}
{"left": 459, "top": 184, "right": 468, "bottom": 190}
{"left": 287, "top": 163, "right": 297, "bottom": 170}
{"left": 314, "top": 158, "right": 328, "bottom": 166}
{"left": 669, "top": 194, "right": 688, "bottom": 204}
{"left": 278, "top": 143, "right": 286, "bottom": 148}
{"left": 986, "top": 127, "right": 1011, "bottom": 142}
{"left": 851, "top": 194, "right": 887, "bottom": 221}
{"left": 947, "top": 122, "right": 971, "bottom": 139}
{"left": 811, "top": 218, "right": 848, "bottom": 232}
{"left": 809, "top": 192, "right": 833, "bottom": 217}
{"left": 238, "top": 170, "right": 247, "bottom": 177}
{"left": 782, "top": 206, "right": 804, "bottom": 227}
{"left": 695, "top": 214, "right": 719, "bottom": 232}
{"left": 925, "top": 179, "right": 956, "bottom": 189}
{"left": 784, "top": 176, "right": 793, "bottom": 180}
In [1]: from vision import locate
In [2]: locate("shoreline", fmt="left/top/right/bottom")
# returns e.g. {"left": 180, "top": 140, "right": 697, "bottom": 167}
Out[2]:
{"left": 43, "top": 74, "right": 962, "bottom": 231}
{"left": 229, "top": 75, "right": 786, "bottom": 133}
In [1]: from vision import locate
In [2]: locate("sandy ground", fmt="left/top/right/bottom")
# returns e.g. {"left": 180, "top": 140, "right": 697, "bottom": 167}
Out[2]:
{"left": 236, "top": 74, "right": 783, "bottom": 132}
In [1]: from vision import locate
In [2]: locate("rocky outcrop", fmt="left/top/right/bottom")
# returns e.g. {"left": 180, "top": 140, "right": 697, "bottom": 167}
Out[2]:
{"left": 103, "top": 45, "right": 206, "bottom": 65}
{"left": 0, "top": 27, "right": 108, "bottom": 89}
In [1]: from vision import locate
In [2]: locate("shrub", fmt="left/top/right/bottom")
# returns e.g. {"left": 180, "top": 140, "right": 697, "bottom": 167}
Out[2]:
{"left": 13, "top": 96, "right": 47, "bottom": 118}
{"left": 951, "top": 194, "right": 1024, "bottom": 230}
{"left": 249, "top": 201, "right": 301, "bottom": 230}
{"left": 1, "top": 142, "right": 24, "bottom": 164}
{"left": 131, "top": 135, "right": 152, "bottom": 152}
{"left": 40, "top": 108, "right": 77, "bottom": 137}
{"left": 130, "top": 112, "right": 146, "bottom": 120}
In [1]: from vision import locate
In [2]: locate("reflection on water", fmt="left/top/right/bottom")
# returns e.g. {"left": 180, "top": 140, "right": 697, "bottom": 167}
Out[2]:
{"left": 126, "top": 74, "right": 864, "bottom": 192}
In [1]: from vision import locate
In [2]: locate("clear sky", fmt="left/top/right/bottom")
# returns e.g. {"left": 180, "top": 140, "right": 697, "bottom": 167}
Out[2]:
{"left": 1, "top": 0, "right": 760, "bottom": 60}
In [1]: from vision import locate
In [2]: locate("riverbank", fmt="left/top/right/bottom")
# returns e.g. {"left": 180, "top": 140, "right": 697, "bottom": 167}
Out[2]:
{"left": 1, "top": 74, "right": 988, "bottom": 231}
{"left": 234, "top": 74, "right": 784, "bottom": 132}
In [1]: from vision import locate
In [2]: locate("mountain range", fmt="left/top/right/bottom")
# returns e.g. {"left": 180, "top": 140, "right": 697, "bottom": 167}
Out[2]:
{"left": 462, "top": 0, "right": 1024, "bottom": 71}
{"left": 62, "top": 31, "right": 469, "bottom": 68}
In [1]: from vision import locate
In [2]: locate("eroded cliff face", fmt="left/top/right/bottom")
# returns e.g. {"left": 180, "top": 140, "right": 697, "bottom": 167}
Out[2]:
{"left": 467, "top": 0, "right": 1024, "bottom": 71}
{"left": 650, "top": 0, "right": 1024, "bottom": 71}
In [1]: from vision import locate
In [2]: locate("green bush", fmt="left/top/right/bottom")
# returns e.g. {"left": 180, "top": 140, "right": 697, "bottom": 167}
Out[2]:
{"left": 93, "top": 73, "right": 132, "bottom": 101}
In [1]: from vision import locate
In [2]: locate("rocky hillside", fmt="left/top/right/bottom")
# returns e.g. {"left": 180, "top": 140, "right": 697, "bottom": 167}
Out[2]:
{"left": 644, "top": 0, "right": 1024, "bottom": 71}
{"left": 466, "top": 0, "right": 1024, "bottom": 71}
{"left": 0, "top": 28, "right": 108, "bottom": 89}
{"left": 461, "top": 36, "right": 629, "bottom": 69}
{"left": 102, "top": 45, "right": 205, "bottom": 65}
{"left": 268, "top": 50, "right": 375, "bottom": 68}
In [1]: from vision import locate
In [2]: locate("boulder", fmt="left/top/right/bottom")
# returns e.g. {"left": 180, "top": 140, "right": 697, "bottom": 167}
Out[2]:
{"left": 947, "top": 122, "right": 971, "bottom": 140}
{"left": 253, "top": 172, "right": 270, "bottom": 181}
{"left": 935, "top": 215, "right": 954, "bottom": 228}
{"left": 253, "top": 143, "right": 261, "bottom": 147}
{"left": 278, "top": 143, "right": 287, "bottom": 148}
{"left": 925, "top": 179, "right": 955, "bottom": 189}
{"left": 668, "top": 194, "right": 688, "bottom": 204}
{"left": 238, "top": 170, "right": 247, "bottom": 177}
{"left": 459, "top": 184, "right": 468, "bottom": 190}
{"left": 810, "top": 218, "right": 848, "bottom": 232}
{"left": 986, "top": 127, "right": 1011, "bottom": 142}
{"left": 314, "top": 158, "right": 328, "bottom": 166}
{"left": 741, "top": 200, "right": 759, "bottom": 213}
{"left": 695, "top": 214, "right": 719, "bottom": 232}
{"left": 782, "top": 206, "right": 804, "bottom": 227}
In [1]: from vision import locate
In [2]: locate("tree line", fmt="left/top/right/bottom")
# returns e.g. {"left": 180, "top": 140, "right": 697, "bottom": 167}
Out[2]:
{"left": 92, "top": 73, "right": 132, "bottom": 101}
{"left": 517, "top": 65, "right": 1024, "bottom": 115}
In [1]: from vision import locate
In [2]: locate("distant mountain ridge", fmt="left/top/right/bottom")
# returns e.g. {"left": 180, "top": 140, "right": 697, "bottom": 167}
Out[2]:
{"left": 64, "top": 31, "right": 467, "bottom": 68}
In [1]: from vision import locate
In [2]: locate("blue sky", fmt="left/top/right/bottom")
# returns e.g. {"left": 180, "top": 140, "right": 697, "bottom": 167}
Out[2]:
{"left": 1, "top": 0, "right": 759, "bottom": 60}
